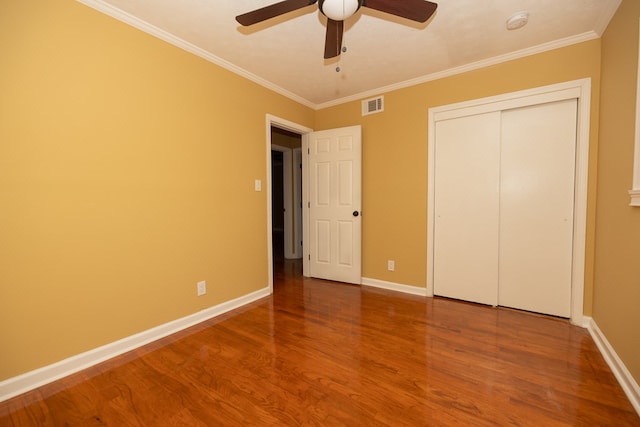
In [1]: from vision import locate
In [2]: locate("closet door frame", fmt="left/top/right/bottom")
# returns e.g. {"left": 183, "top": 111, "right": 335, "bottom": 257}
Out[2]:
{"left": 426, "top": 78, "right": 592, "bottom": 326}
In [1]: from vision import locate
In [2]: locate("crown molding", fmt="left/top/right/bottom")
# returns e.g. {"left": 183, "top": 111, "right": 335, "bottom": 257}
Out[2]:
{"left": 75, "top": 0, "right": 316, "bottom": 110}
{"left": 316, "top": 31, "right": 600, "bottom": 110}
{"left": 75, "top": 1, "right": 606, "bottom": 112}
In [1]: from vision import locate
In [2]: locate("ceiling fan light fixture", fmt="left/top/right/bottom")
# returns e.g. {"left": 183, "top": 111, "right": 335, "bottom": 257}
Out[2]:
{"left": 320, "top": 0, "right": 361, "bottom": 21}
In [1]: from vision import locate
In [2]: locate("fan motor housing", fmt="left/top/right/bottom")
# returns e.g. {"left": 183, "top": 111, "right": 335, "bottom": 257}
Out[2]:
{"left": 319, "top": 0, "right": 364, "bottom": 21}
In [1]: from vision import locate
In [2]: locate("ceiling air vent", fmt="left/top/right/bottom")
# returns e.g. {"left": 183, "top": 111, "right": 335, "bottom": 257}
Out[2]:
{"left": 362, "top": 96, "right": 384, "bottom": 116}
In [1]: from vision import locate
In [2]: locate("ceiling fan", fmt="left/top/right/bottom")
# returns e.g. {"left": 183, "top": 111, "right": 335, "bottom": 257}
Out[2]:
{"left": 236, "top": 0, "right": 438, "bottom": 59}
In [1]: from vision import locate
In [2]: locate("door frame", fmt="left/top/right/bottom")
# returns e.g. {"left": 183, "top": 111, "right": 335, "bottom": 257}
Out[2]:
{"left": 266, "top": 115, "right": 313, "bottom": 290}
{"left": 427, "top": 78, "right": 592, "bottom": 326}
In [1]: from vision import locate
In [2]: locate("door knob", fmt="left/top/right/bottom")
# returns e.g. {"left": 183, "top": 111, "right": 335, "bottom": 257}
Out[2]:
{"left": 353, "top": 211, "right": 360, "bottom": 217}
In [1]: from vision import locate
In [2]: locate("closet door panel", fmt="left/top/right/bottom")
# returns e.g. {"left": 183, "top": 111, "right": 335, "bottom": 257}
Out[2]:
{"left": 433, "top": 112, "right": 501, "bottom": 306}
{"left": 498, "top": 99, "right": 577, "bottom": 317}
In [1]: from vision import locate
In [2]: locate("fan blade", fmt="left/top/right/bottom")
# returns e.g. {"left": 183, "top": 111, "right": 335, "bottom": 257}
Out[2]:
{"left": 363, "top": 0, "right": 437, "bottom": 23}
{"left": 236, "top": 0, "right": 317, "bottom": 26}
{"left": 324, "top": 18, "right": 344, "bottom": 59}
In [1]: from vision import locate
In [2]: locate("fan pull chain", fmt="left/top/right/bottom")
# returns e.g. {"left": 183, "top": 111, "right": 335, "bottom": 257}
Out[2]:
{"left": 336, "top": 45, "right": 347, "bottom": 72}
{"left": 336, "top": 9, "right": 346, "bottom": 73}
{"left": 336, "top": 0, "right": 347, "bottom": 72}
{"left": 336, "top": 14, "right": 341, "bottom": 72}
{"left": 336, "top": 49, "right": 345, "bottom": 72}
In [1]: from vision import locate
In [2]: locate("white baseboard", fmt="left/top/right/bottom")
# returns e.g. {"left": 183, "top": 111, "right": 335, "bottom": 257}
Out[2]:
{"left": 0, "top": 287, "right": 271, "bottom": 403}
{"left": 361, "top": 277, "right": 428, "bottom": 296}
{"left": 5, "top": 286, "right": 638, "bottom": 421}
{"left": 586, "top": 317, "right": 640, "bottom": 416}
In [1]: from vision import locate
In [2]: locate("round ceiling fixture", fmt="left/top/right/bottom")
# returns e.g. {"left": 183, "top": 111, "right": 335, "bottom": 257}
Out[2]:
{"left": 319, "top": 0, "right": 363, "bottom": 21}
{"left": 506, "top": 11, "right": 529, "bottom": 30}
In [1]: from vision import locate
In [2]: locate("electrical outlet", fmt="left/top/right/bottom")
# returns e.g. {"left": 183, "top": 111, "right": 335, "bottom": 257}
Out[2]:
{"left": 387, "top": 260, "right": 395, "bottom": 272}
{"left": 197, "top": 280, "right": 207, "bottom": 296}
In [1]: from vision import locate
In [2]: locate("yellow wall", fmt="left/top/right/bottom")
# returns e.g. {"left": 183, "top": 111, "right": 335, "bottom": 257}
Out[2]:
{"left": 595, "top": 0, "right": 640, "bottom": 382}
{"left": 3, "top": 0, "right": 638, "bottom": 392}
{"left": 0, "top": 0, "right": 313, "bottom": 380}
{"left": 315, "top": 41, "right": 601, "bottom": 310}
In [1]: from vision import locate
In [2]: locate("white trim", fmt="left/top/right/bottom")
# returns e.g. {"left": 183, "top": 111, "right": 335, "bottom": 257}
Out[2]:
{"left": 0, "top": 287, "right": 271, "bottom": 403}
{"left": 427, "top": 78, "right": 591, "bottom": 326}
{"left": 316, "top": 32, "right": 600, "bottom": 110}
{"left": 266, "top": 115, "right": 313, "bottom": 283}
{"left": 586, "top": 317, "right": 640, "bottom": 416}
{"left": 74, "top": 0, "right": 315, "bottom": 109}
{"left": 266, "top": 115, "right": 313, "bottom": 136}
{"left": 577, "top": 315, "right": 593, "bottom": 329}
{"left": 361, "top": 278, "right": 428, "bottom": 297}
{"left": 631, "top": 17, "right": 640, "bottom": 207}
{"left": 430, "top": 86, "right": 583, "bottom": 121}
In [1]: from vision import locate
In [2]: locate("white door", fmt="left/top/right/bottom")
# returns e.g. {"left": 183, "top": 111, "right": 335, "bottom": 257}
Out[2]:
{"left": 306, "top": 126, "right": 362, "bottom": 284}
{"left": 433, "top": 112, "right": 501, "bottom": 305}
{"left": 433, "top": 100, "right": 577, "bottom": 317}
{"left": 498, "top": 99, "right": 577, "bottom": 317}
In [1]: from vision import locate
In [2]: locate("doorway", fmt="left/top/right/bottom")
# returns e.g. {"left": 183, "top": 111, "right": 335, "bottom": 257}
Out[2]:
{"left": 266, "top": 117, "right": 363, "bottom": 288}
{"left": 271, "top": 128, "right": 303, "bottom": 260}
{"left": 266, "top": 115, "right": 312, "bottom": 292}
{"left": 271, "top": 150, "right": 285, "bottom": 259}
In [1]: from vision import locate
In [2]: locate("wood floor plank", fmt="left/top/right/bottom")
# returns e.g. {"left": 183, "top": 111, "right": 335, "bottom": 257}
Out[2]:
{"left": 1, "top": 258, "right": 638, "bottom": 426}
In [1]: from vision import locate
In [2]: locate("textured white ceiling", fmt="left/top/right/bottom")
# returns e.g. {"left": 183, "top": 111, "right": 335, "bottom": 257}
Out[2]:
{"left": 78, "top": 0, "right": 621, "bottom": 108}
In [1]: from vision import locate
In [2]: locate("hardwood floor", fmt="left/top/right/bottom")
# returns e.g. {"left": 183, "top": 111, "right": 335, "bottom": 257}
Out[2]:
{"left": 1, "top": 254, "right": 638, "bottom": 426}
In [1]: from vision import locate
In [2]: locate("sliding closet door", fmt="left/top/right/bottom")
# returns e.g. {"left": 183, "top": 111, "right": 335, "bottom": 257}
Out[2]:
{"left": 498, "top": 99, "right": 577, "bottom": 317}
{"left": 433, "top": 112, "right": 501, "bottom": 306}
